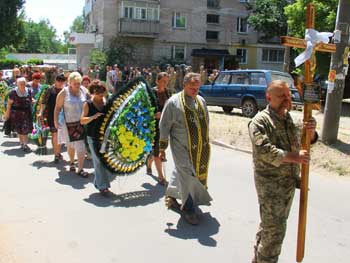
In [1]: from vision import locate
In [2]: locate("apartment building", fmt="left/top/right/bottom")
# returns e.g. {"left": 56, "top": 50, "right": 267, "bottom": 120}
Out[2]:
{"left": 73, "top": 0, "right": 285, "bottom": 71}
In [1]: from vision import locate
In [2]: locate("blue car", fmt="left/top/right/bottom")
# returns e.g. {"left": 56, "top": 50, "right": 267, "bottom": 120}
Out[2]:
{"left": 199, "top": 70, "right": 302, "bottom": 118}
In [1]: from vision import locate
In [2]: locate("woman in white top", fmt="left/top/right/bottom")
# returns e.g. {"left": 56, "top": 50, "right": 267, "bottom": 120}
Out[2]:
{"left": 54, "top": 72, "right": 89, "bottom": 177}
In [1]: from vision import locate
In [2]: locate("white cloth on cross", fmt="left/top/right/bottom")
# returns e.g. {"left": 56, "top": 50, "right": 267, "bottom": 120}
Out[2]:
{"left": 294, "top": 28, "right": 333, "bottom": 67}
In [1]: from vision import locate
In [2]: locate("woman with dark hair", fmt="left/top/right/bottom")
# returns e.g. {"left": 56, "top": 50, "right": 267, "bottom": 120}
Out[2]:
{"left": 4, "top": 77, "right": 33, "bottom": 152}
{"left": 146, "top": 72, "right": 170, "bottom": 186}
{"left": 38, "top": 73, "right": 66, "bottom": 162}
{"left": 80, "top": 80, "right": 112, "bottom": 196}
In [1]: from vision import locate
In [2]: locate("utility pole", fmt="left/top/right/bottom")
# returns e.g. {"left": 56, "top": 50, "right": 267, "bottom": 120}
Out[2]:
{"left": 322, "top": 0, "right": 350, "bottom": 144}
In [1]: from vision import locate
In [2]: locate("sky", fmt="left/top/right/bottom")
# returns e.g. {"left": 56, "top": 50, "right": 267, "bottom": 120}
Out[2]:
{"left": 24, "top": 0, "right": 85, "bottom": 40}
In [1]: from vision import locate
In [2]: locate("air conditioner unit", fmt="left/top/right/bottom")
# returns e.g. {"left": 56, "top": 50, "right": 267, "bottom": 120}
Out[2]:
{"left": 239, "top": 38, "right": 246, "bottom": 45}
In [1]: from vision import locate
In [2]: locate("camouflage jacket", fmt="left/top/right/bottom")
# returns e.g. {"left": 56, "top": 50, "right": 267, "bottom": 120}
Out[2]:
{"left": 248, "top": 106, "right": 301, "bottom": 177}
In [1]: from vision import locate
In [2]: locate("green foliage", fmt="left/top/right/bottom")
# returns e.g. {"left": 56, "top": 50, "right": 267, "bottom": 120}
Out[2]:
{"left": 70, "top": 15, "right": 85, "bottom": 33}
{"left": 285, "top": 0, "right": 337, "bottom": 76}
{"left": 248, "top": 0, "right": 289, "bottom": 40}
{"left": 0, "top": 58, "right": 23, "bottom": 70}
{"left": 105, "top": 37, "right": 136, "bottom": 66}
{"left": 17, "top": 19, "right": 63, "bottom": 53}
{"left": 0, "top": 0, "right": 25, "bottom": 49}
{"left": 26, "top": 58, "right": 44, "bottom": 65}
{"left": 284, "top": 0, "right": 337, "bottom": 38}
{"left": 89, "top": 49, "right": 107, "bottom": 67}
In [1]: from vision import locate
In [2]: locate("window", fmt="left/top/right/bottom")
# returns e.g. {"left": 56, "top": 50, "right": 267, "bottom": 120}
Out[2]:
{"left": 231, "top": 73, "right": 249, "bottom": 84}
{"left": 207, "top": 0, "right": 220, "bottom": 8}
{"left": 215, "top": 73, "right": 231, "bottom": 84}
{"left": 207, "top": 14, "right": 220, "bottom": 24}
{"left": 262, "top": 49, "right": 284, "bottom": 63}
{"left": 121, "top": 1, "right": 159, "bottom": 21}
{"left": 237, "top": 17, "right": 248, "bottom": 33}
{"left": 172, "top": 45, "right": 186, "bottom": 60}
{"left": 237, "top": 48, "right": 247, "bottom": 64}
{"left": 135, "top": 7, "right": 147, "bottom": 20}
{"left": 172, "top": 12, "right": 186, "bottom": 28}
{"left": 206, "top": 31, "right": 219, "bottom": 41}
{"left": 124, "top": 7, "right": 133, "bottom": 19}
{"left": 250, "top": 73, "right": 267, "bottom": 85}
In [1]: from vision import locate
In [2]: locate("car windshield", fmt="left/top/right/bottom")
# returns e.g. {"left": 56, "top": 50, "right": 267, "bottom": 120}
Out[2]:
{"left": 271, "top": 73, "right": 295, "bottom": 89}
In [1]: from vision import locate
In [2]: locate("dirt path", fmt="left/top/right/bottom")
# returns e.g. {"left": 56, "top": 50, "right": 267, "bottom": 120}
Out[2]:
{"left": 208, "top": 106, "right": 350, "bottom": 177}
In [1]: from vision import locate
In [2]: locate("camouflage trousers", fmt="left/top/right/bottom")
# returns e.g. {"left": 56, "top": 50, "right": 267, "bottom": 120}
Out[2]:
{"left": 252, "top": 172, "right": 297, "bottom": 263}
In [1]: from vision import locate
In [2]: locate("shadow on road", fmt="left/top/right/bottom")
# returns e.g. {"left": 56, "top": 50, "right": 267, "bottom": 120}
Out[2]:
{"left": 328, "top": 140, "right": 350, "bottom": 155}
{"left": 2, "top": 147, "right": 27, "bottom": 157}
{"left": 55, "top": 169, "right": 93, "bottom": 190}
{"left": 164, "top": 212, "right": 220, "bottom": 247}
{"left": 83, "top": 182, "right": 165, "bottom": 208}
{"left": 1, "top": 141, "right": 20, "bottom": 147}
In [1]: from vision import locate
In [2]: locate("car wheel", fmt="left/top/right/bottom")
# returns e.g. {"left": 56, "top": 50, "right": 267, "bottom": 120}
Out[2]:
{"left": 222, "top": 106, "right": 233, "bottom": 113}
{"left": 242, "top": 99, "right": 258, "bottom": 118}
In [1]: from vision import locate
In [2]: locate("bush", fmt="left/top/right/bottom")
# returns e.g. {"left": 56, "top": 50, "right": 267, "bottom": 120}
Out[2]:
{"left": 26, "top": 58, "right": 44, "bottom": 65}
{"left": 0, "top": 58, "right": 23, "bottom": 69}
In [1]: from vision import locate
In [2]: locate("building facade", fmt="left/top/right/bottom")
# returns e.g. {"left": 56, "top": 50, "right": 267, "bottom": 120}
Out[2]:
{"left": 75, "top": 0, "right": 284, "bottom": 71}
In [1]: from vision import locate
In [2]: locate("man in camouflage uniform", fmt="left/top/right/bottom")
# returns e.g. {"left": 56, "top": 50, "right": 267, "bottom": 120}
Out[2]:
{"left": 248, "top": 80, "right": 318, "bottom": 263}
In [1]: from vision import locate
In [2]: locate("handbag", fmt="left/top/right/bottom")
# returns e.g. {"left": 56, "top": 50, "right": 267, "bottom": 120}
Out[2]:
{"left": 3, "top": 119, "right": 12, "bottom": 136}
{"left": 65, "top": 120, "right": 85, "bottom": 142}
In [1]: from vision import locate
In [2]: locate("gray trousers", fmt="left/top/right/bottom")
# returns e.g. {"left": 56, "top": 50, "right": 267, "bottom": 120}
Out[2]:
{"left": 87, "top": 136, "right": 111, "bottom": 190}
{"left": 253, "top": 173, "right": 296, "bottom": 263}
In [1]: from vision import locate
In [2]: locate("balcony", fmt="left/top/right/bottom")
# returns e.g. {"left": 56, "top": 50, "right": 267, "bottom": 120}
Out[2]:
{"left": 119, "top": 18, "right": 160, "bottom": 38}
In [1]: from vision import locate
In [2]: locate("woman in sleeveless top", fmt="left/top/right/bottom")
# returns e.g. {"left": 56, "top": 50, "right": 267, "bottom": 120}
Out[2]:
{"left": 54, "top": 72, "right": 89, "bottom": 177}
{"left": 38, "top": 73, "right": 66, "bottom": 163}
{"left": 80, "top": 80, "right": 113, "bottom": 197}
{"left": 146, "top": 72, "right": 170, "bottom": 186}
{"left": 4, "top": 77, "right": 33, "bottom": 152}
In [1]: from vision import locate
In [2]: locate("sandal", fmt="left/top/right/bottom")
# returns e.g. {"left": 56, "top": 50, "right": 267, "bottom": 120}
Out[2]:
{"left": 99, "top": 188, "right": 113, "bottom": 197}
{"left": 158, "top": 177, "right": 168, "bottom": 186}
{"left": 165, "top": 196, "right": 181, "bottom": 211}
{"left": 69, "top": 163, "right": 76, "bottom": 172}
{"left": 22, "top": 144, "right": 31, "bottom": 153}
{"left": 54, "top": 155, "right": 60, "bottom": 163}
{"left": 77, "top": 169, "right": 89, "bottom": 178}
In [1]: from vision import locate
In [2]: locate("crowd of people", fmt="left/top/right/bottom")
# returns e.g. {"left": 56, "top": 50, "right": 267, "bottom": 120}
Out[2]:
{"left": 1, "top": 63, "right": 319, "bottom": 263}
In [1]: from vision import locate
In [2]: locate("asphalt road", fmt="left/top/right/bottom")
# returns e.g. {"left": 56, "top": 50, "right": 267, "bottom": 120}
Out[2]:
{"left": 0, "top": 128, "right": 349, "bottom": 263}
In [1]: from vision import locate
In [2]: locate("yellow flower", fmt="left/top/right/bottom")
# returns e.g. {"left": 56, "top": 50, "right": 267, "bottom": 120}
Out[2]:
{"left": 121, "top": 149, "right": 130, "bottom": 158}
{"left": 118, "top": 126, "right": 126, "bottom": 134}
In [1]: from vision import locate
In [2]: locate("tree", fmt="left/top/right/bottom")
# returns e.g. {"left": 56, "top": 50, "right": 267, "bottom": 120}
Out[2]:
{"left": 60, "top": 14, "right": 85, "bottom": 54}
{"left": 89, "top": 48, "right": 106, "bottom": 67}
{"left": 248, "top": 0, "right": 289, "bottom": 41}
{"left": 17, "top": 19, "right": 63, "bottom": 53}
{"left": 0, "top": 0, "right": 25, "bottom": 49}
{"left": 285, "top": 0, "right": 337, "bottom": 76}
{"left": 70, "top": 15, "right": 84, "bottom": 33}
{"left": 105, "top": 37, "right": 135, "bottom": 66}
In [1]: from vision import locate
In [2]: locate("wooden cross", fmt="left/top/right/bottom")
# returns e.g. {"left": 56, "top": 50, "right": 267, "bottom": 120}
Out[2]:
{"left": 280, "top": 3, "right": 336, "bottom": 263}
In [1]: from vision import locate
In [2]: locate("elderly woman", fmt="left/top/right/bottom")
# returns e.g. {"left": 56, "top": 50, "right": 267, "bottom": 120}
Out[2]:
{"left": 4, "top": 77, "right": 33, "bottom": 152}
{"left": 80, "top": 80, "right": 114, "bottom": 196}
{"left": 54, "top": 72, "right": 89, "bottom": 177}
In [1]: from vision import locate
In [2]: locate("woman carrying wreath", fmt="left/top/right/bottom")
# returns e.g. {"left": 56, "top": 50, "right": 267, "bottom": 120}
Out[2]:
{"left": 80, "top": 80, "right": 114, "bottom": 197}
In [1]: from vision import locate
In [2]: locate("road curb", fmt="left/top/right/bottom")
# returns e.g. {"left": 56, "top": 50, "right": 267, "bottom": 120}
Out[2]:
{"left": 211, "top": 139, "right": 252, "bottom": 154}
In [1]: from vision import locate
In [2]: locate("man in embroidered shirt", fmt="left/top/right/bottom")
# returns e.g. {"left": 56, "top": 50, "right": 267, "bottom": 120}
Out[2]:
{"left": 249, "top": 80, "right": 318, "bottom": 263}
{"left": 159, "top": 72, "right": 212, "bottom": 225}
